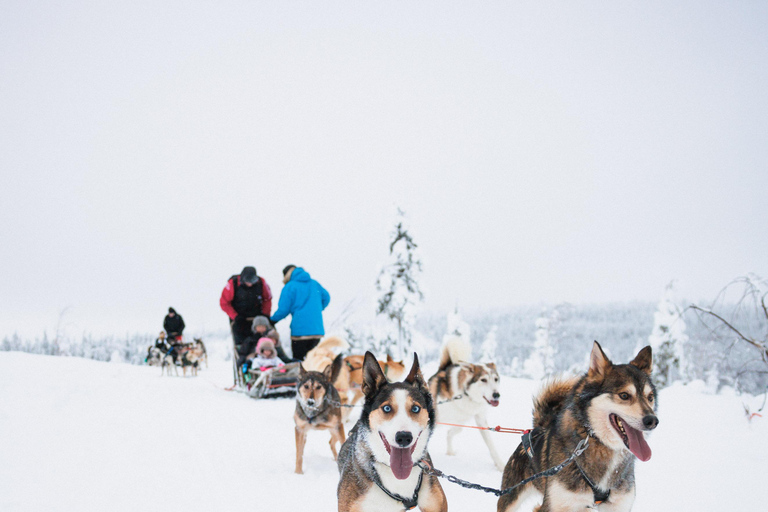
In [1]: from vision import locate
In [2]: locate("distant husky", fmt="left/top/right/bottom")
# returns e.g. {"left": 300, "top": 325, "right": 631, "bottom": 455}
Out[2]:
{"left": 161, "top": 352, "right": 178, "bottom": 377}
{"left": 147, "top": 347, "right": 164, "bottom": 367}
{"left": 193, "top": 338, "right": 208, "bottom": 368}
{"left": 337, "top": 352, "right": 447, "bottom": 512}
{"left": 428, "top": 335, "right": 505, "bottom": 470}
{"left": 335, "top": 353, "right": 407, "bottom": 422}
{"left": 180, "top": 346, "right": 202, "bottom": 377}
{"left": 294, "top": 354, "right": 346, "bottom": 474}
{"left": 497, "top": 341, "right": 659, "bottom": 512}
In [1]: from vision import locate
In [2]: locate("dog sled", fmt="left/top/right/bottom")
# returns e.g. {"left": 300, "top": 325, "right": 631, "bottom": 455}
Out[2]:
{"left": 244, "top": 362, "right": 301, "bottom": 399}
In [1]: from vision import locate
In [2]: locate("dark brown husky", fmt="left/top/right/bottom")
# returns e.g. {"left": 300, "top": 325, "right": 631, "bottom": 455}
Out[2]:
{"left": 294, "top": 354, "right": 346, "bottom": 474}
{"left": 498, "top": 341, "right": 659, "bottom": 512}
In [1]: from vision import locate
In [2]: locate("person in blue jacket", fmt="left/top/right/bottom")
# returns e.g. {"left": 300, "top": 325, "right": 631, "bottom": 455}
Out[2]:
{"left": 270, "top": 264, "right": 331, "bottom": 361}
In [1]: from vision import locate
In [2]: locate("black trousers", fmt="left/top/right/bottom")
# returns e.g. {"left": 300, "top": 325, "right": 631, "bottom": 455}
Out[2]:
{"left": 291, "top": 337, "right": 322, "bottom": 361}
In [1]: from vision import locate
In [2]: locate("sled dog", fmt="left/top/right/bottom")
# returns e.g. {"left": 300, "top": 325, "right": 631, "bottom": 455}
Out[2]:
{"left": 161, "top": 352, "right": 178, "bottom": 377}
{"left": 497, "top": 341, "right": 659, "bottom": 512}
{"left": 147, "top": 347, "right": 164, "bottom": 367}
{"left": 335, "top": 354, "right": 407, "bottom": 422}
{"left": 193, "top": 338, "right": 208, "bottom": 368}
{"left": 428, "top": 335, "right": 505, "bottom": 470}
{"left": 337, "top": 352, "right": 447, "bottom": 512}
{"left": 295, "top": 354, "right": 346, "bottom": 474}
{"left": 180, "top": 346, "right": 203, "bottom": 377}
{"left": 303, "top": 336, "right": 350, "bottom": 372}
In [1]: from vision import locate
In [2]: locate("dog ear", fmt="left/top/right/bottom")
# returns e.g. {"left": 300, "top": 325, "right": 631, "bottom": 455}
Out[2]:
{"left": 588, "top": 341, "right": 612, "bottom": 381}
{"left": 326, "top": 354, "right": 343, "bottom": 383}
{"left": 485, "top": 362, "right": 497, "bottom": 372}
{"left": 404, "top": 353, "right": 428, "bottom": 391}
{"left": 299, "top": 363, "right": 307, "bottom": 379}
{"left": 362, "top": 351, "right": 387, "bottom": 398}
{"left": 630, "top": 346, "right": 653, "bottom": 375}
{"left": 387, "top": 354, "right": 394, "bottom": 363}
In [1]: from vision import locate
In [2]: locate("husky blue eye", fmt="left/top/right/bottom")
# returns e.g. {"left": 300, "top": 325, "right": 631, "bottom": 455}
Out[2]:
{"left": 619, "top": 392, "right": 630, "bottom": 400}
{"left": 411, "top": 405, "right": 421, "bottom": 413}
{"left": 383, "top": 405, "right": 392, "bottom": 413}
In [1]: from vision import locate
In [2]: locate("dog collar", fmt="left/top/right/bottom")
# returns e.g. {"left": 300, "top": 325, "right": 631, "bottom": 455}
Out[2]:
{"left": 371, "top": 465, "right": 424, "bottom": 511}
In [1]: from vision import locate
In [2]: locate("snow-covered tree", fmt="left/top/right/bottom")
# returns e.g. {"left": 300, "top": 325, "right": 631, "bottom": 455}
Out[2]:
{"left": 648, "top": 280, "right": 689, "bottom": 387}
{"left": 376, "top": 208, "right": 424, "bottom": 359}
{"left": 445, "top": 307, "right": 470, "bottom": 344}
{"left": 524, "top": 310, "right": 555, "bottom": 380}
{"left": 480, "top": 325, "right": 498, "bottom": 362}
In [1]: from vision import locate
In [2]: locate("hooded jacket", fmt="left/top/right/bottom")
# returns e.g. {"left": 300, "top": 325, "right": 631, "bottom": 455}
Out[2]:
{"left": 270, "top": 267, "right": 330, "bottom": 337}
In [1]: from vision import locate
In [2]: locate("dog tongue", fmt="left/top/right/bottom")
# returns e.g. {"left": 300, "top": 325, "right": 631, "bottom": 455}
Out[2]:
{"left": 625, "top": 423, "right": 652, "bottom": 462}
{"left": 390, "top": 447, "right": 414, "bottom": 480}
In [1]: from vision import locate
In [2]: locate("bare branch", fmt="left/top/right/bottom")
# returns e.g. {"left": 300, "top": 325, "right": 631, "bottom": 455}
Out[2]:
{"left": 689, "top": 304, "right": 768, "bottom": 363}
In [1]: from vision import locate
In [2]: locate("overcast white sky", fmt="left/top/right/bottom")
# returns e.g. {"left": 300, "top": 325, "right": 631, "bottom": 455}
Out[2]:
{"left": 1, "top": 1, "right": 766, "bottom": 338}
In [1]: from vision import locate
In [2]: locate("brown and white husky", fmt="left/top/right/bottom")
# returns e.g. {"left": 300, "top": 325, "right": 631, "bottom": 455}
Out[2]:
{"left": 294, "top": 354, "right": 346, "bottom": 475}
{"left": 337, "top": 352, "right": 447, "bottom": 512}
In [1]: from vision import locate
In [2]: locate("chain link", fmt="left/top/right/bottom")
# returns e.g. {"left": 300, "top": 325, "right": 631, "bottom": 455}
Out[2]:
{"left": 435, "top": 394, "right": 464, "bottom": 405}
{"left": 416, "top": 437, "right": 589, "bottom": 497}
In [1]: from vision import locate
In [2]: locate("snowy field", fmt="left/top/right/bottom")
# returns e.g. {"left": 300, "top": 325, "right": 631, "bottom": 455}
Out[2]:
{"left": 1, "top": 344, "right": 766, "bottom": 512}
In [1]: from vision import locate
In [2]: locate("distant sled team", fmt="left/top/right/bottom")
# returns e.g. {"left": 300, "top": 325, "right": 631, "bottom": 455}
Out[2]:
{"left": 147, "top": 337, "right": 207, "bottom": 378}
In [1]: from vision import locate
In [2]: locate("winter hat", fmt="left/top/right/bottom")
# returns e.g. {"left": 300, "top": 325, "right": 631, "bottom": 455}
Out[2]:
{"left": 251, "top": 316, "right": 271, "bottom": 332}
{"left": 168, "top": 307, "right": 176, "bottom": 314}
{"left": 256, "top": 337, "right": 275, "bottom": 356}
{"left": 240, "top": 266, "right": 258, "bottom": 285}
{"left": 282, "top": 264, "right": 296, "bottom": 276}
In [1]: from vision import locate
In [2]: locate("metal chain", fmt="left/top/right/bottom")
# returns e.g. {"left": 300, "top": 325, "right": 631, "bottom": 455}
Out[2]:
{"left": 435, "top": 394, "right": 463, "bottom": 405}
{"left": 416, "top": 437, "right": 589, "bottom": 497}
{"left": 325, "top": 397, "right": 363, "bottom": 409}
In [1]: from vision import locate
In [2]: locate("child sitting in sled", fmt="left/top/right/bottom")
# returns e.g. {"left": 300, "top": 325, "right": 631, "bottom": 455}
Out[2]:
{"left": 247, "top": 337, "right": 283, "bottom": 372}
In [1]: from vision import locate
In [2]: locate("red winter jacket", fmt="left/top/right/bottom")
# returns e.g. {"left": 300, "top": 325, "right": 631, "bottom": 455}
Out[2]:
{"left": 219, "top": 276, "right": 273, "bottom": 320}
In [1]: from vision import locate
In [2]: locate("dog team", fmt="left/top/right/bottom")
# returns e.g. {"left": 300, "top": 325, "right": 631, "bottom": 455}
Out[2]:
{"left": 292, "top": 334, "right": 658, "bottom": 512}
{"left": 149, "top": 265, "right": 661, "bottom": 510}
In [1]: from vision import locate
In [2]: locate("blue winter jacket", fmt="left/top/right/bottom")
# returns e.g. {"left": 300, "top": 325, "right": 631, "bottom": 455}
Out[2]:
{"left": 270, "top": 268, "right": 330, "bottom": 337}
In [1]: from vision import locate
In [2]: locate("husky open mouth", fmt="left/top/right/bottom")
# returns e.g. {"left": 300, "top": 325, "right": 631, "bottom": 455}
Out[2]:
{"left": 380, "top": 432, "right": 419, "bottom": 480}
{"left": 484, "top": 397, "right": 500, "bottom": 407}
{"left": 609, "top": 413, "right": 652, "bottom": 462}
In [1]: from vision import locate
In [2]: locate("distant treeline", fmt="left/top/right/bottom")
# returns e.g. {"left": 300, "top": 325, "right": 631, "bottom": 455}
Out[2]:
{"left": 416, "top": 301, "right": 767, "bottom": 395}
{"left": 3, "top": 301, "right": 766, "bottom": 394}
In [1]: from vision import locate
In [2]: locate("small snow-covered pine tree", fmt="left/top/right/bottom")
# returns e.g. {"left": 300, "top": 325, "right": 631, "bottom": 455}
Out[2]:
{"left": 376, "top": 208, "right": 424, "bottom": 359}
{"left": 525, "top": 310, "right": 555, "bottom": 381}
{"left": 445, "top": 307, "right": 471, "bottom": 343}
{"left": 648, "top": 280, "right": 689, "bottom": 387}
{"left": 480, "top": 325, "right": 498, "bottom": 362}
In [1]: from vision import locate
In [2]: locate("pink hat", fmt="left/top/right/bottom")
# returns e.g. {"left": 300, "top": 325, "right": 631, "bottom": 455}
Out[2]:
{"left": 256, "top": 337, "right": 275, "bottom": 355}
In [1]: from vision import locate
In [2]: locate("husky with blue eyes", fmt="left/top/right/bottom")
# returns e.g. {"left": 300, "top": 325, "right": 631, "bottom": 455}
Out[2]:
{"left": 337, "top": 352, "right": 447, "bottom": 512}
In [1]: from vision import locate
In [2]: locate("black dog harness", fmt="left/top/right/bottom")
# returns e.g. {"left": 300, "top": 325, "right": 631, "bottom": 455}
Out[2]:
{"left": 371, "top": 466, "right": 424, "bottom": 510}
{"left": 522, "top": 428, "right": 610, "bottom": 506}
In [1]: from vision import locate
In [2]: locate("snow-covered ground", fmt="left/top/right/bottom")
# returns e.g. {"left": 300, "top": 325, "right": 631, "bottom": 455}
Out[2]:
{"left": 1, "top": 344, "right": 766, "bottom": 511}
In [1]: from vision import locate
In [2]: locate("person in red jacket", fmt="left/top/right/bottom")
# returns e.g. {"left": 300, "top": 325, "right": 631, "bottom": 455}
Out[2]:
{"left": 220, "top": 266, "right": 273, "bottom": 350}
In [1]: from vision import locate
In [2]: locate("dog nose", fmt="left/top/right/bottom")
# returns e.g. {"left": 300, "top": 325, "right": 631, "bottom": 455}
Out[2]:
{"left": 643, "top": 415, "right": 659, "bottom": 430}
{"left": 395, "top": 431, "right": 413, "bottom": 447}
{"left": 492, "top": 392, "right": 500, "bottom": 400}
{"left": 307, "top": 399, "right": 315, "bottom": 406}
